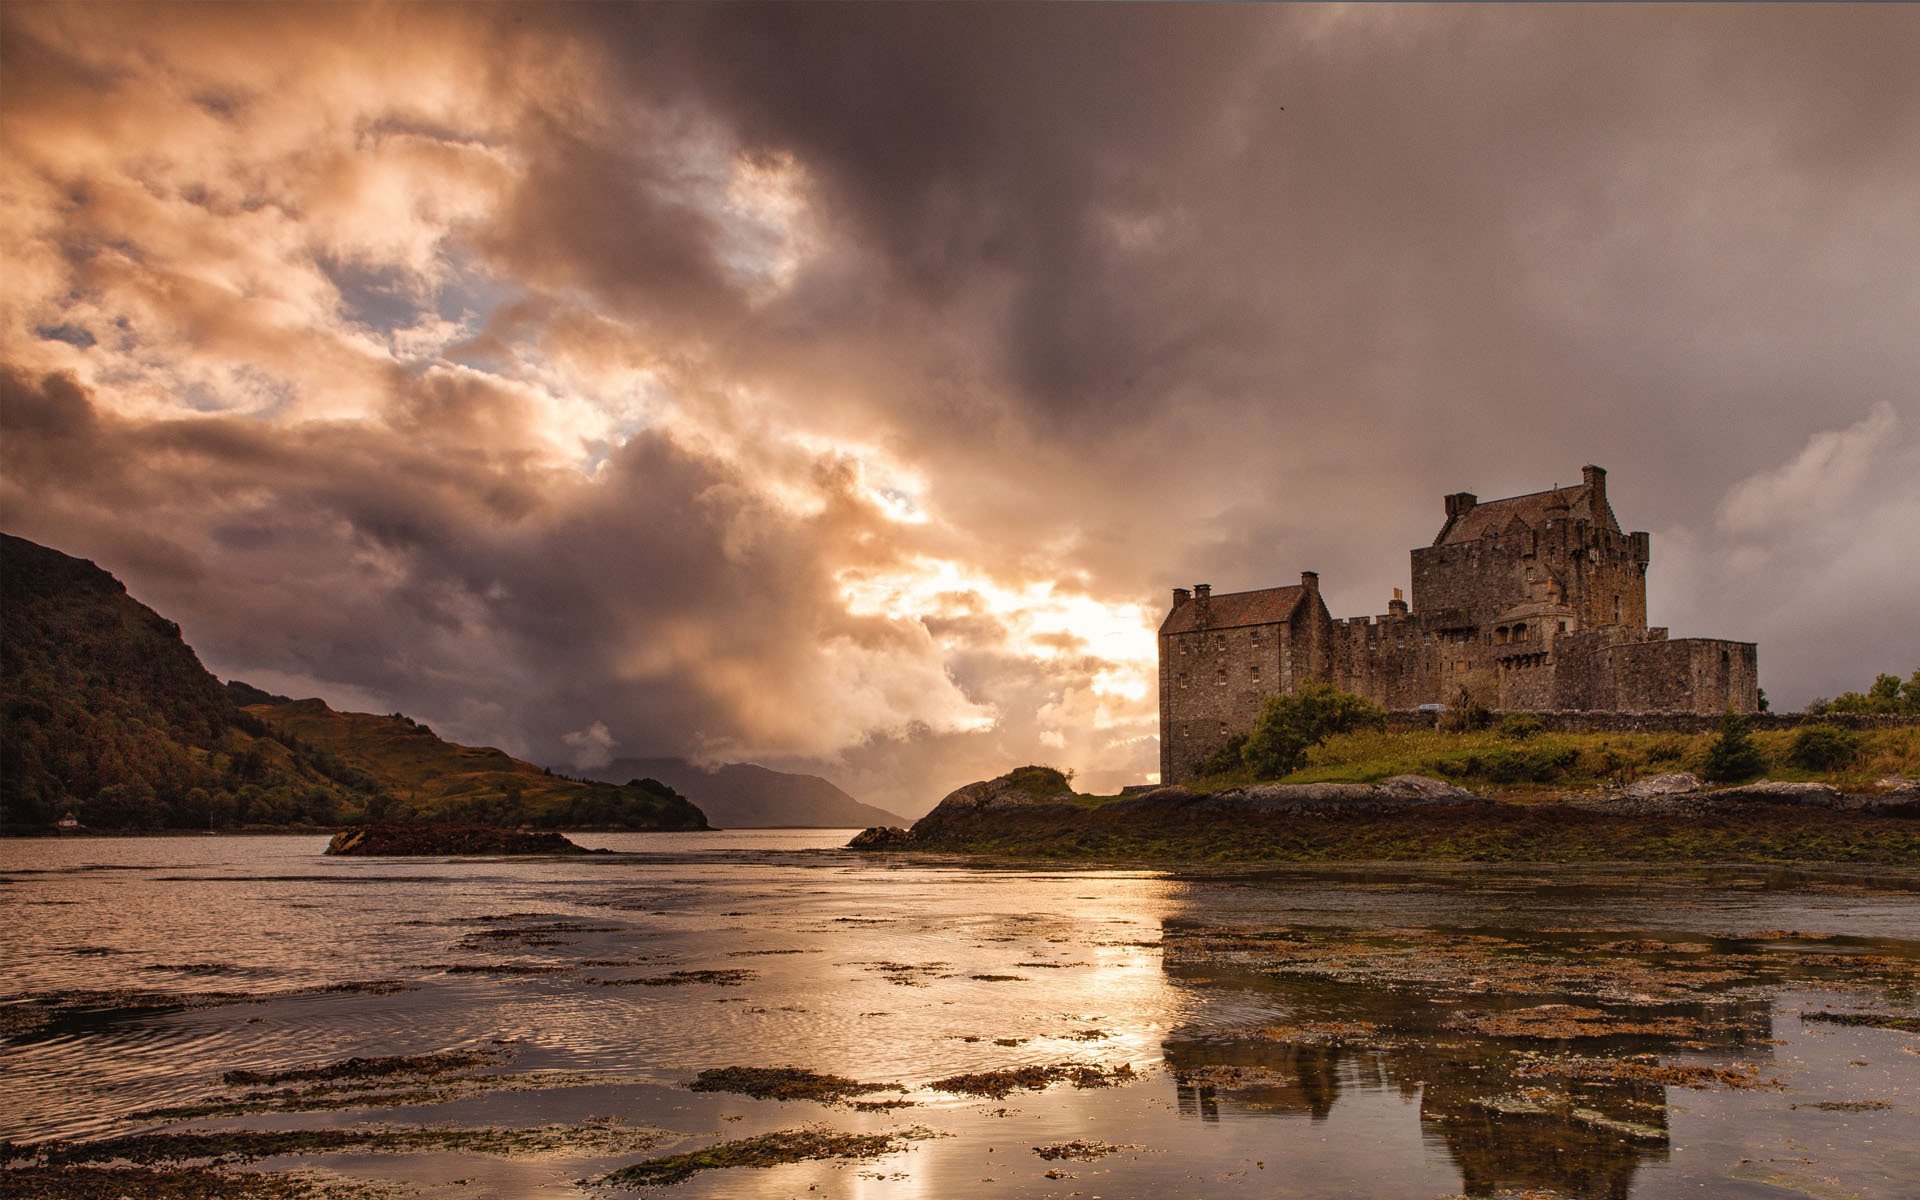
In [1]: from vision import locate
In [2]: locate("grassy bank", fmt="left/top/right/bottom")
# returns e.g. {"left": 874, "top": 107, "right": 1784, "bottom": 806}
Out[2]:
{"left": 1176, "top": 724, "right": 1919, "bottom": 799}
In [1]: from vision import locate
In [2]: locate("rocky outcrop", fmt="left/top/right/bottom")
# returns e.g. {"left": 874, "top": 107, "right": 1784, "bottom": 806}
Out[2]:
{"left": 875, "top": 766, "right": 1920, "bottom": 864}
{"left": 887, "top": 769, "right": 1490, "bottom": 852}
{"left": 847, "top": 825, "right": 916, "bottom": 850}
{"left": 325, "top": 823, "right": 604, "bottom": 856}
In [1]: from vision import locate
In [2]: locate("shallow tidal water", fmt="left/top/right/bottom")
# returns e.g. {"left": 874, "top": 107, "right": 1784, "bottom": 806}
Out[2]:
{"left": 2, "top": 833, "right": 1918, "bottom": 1199}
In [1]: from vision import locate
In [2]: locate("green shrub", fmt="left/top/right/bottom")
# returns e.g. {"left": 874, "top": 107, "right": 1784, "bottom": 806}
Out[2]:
{"left": 1242, "top": 683, "right": 1387, "bottom": 779}
{"left": 1194, "top": 734, "right": 1249, "bottom": 778}
{"left": 1497, "top": 713, "right": 1544, "bottom": 740}
{"left": 1786, "top": 725, "right": 1860, "bottom": 771}
{"left": 1006, "top": 765, "right": 1073, "bottom": 799}
{"left": 1702, "top": 710, "right": 1765, "bottom": 783}
{"left": 1447, "top": 743, "right": 1579, "bottom": 784}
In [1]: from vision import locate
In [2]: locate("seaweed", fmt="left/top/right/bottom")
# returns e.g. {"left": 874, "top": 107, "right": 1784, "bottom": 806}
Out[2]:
{"left": 601, "top": 1126, "right": 929, "bottom": 1187}
{"left": 685, "top": 1066, "right": 900, "bottom": 1103}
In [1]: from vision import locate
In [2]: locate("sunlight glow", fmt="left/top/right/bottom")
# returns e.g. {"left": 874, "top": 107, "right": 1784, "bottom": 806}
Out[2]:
{"left": 836, "top": 554, "right": 1159, "bottom": 702}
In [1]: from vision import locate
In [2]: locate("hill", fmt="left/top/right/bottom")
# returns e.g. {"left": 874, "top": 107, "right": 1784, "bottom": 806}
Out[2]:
{"left": 0, "top": 533, "right": 707, "bottom": 832}
{"left": 586, "top": 757, "right": 904, "bottom": 828}
{"left": 250, "top": 700, "right": 707, "bottom": 830}
{"left": 1, "top": 533, "right": 368, "bottom": 829}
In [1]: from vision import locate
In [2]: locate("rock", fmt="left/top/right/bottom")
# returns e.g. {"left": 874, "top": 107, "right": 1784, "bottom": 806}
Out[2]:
{"left": 1623, "top": 772, "right": 1702, "bottom": 799}
{"left": 1705, "top": 781, "right": 1844, "bottom": 806}
{"left": 324, "top": 822, "right": 604, "bottom": 856}
{"left": 847, "top": 826, "right": 916, "bottom": 850}
{"left": 933, "top": 772, "right": 1076, "bottom": 814}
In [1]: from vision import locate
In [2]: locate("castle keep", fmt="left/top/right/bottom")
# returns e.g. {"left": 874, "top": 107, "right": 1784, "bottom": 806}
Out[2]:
{"left": 1158, "top": 466, "right": 1759, "bottom": 784}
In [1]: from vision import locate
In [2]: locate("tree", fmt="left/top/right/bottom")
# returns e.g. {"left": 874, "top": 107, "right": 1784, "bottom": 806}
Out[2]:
{"left": 1241, "top": 683, "right": 1387, "bottom": 780}
{"left": 1813, "top": 667, "right": 1920, "bottom": 716}
{"left": 1702, "top": 709, "right": 1765, "bottom": 783}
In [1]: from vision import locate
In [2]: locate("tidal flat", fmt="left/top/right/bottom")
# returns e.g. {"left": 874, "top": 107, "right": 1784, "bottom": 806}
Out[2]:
{"left": 3, "top": 835, "right": 1918, "bottom": 1199}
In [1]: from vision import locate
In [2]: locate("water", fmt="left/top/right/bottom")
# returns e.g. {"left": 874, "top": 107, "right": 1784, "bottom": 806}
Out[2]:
{"left": 3, "top": 834, "right": 1917, "bottom": 1198}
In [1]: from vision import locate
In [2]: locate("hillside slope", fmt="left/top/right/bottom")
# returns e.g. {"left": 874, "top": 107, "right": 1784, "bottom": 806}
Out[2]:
{"left": 253, "top": 701, "right": 709, "bottom": 831}
{"left": 1, "top": 533, "right": 708, "bottom": 832}
{"left": 588, "top": 757, "right": 903, "bottom": 828}
{"left": 1, "top": 533, "right": 370, "bottom": 829}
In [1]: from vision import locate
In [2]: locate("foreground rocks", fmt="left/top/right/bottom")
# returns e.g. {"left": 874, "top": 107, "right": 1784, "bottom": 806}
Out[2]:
{"left": 325, "top": 823, "right": 606, "bottom": 856}
{"left": 1576, "top": 775, "right": 1920, "bottom": 818}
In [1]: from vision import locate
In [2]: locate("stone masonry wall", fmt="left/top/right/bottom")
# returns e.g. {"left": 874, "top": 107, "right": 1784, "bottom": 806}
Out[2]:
{"left": 1382, "top": 710, "right": 1912, "bottom": 734}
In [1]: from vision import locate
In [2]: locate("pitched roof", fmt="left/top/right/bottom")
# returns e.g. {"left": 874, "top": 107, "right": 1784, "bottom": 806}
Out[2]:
{"left": 1159, "top": 585, "right": 1305, "bottom": 634}
{"left": 1434, "top": 484, "right": 1618, "bottom": 546}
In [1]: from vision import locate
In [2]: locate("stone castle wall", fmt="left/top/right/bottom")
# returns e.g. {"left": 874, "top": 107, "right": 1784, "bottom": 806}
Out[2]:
{"left": 1383, "top": 710, "right": 1918, "bottom": 734}
{"left": 1158, "top": 465, "right": 1762, "bottom": 784}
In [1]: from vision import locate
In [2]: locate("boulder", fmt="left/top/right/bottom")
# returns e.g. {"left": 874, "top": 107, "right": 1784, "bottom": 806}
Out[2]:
{"left": 1704, "top": 780, "right": 1845, "bottom": 806}
{"left": 847, "top": 825, "right": 916, "bottom": 850}
{"left": 1623, "top": 772, "right": 1703, "bottom": 799}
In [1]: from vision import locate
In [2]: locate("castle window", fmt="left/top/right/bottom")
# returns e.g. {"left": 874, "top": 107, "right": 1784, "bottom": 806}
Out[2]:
{"left": 1250, "top": 665, "right": 1260, "bottom": 680}
{"left": 1216, "top": 669, "right": 1226, "bottom": 685}
{"left": 1558, "top": 621, "right": 1567, "bottom": 633}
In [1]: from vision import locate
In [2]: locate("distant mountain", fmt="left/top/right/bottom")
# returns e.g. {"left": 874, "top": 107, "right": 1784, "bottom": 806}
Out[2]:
{"left": 0, "top": 533, "right": 708, "bottom": 833}
{"left": 584, "top": 757, "right": 904, "bottom": 828}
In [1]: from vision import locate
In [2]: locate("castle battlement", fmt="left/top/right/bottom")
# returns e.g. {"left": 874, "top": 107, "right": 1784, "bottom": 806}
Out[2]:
{"left": 1157, "top": 466, "right": 1758, "bottom": 784}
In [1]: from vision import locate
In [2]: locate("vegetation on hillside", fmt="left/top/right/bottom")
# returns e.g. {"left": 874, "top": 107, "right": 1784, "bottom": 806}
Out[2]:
{"left": 0, "top": 534, "right": 707, "bottom": 833}
{"left": 2, "top": 533, "right": 364, "bottom": 829}
{"left": 248, "top": 699, "right": 704, "bottom": 830}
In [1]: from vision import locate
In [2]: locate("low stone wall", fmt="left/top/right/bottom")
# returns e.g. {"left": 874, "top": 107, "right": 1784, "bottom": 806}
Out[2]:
{"left": 1385, "top": 710, "right": 1920, "bottom": 734}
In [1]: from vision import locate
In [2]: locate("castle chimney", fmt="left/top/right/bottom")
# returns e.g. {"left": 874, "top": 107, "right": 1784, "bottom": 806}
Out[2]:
{"left": 1193, "top": 583, "right": 1211, "bottom": 628}
{"left": 1444, "top": 492, "right": 1477, "bottom": 519}
{"left": 1388, "top": 586, "right": 1408, "bottom": 617}
{"left": 1172, "top": 586, "right": 1192, "bottom": 607}
{"left": 1582, "top": 464, "right": 1606, "bottom": 523}
{"left": 1299, "top": 571, "right": 1319, "bottom": 593}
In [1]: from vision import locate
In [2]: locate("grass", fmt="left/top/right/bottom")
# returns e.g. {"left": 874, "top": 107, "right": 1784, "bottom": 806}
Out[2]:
{"left": 1177, "top": 725, "right": 1920, "bottom": 796}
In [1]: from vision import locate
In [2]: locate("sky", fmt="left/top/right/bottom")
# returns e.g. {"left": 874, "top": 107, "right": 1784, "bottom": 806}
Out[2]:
{"left": 3, "top": 4, "right": 1917, "bottom": 815}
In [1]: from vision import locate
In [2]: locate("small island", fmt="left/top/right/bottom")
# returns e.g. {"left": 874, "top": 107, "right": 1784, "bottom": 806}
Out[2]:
{"left": 854, "top": 687, "right": 1920, "bottom": 865}
{"left": 325, "top": 823, "right": 606, "bottom": 857}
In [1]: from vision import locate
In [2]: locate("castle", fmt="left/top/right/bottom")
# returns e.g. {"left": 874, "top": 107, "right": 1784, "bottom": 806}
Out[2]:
{"left": 1158, "top": 466, "right": 1759, "bottom": 784}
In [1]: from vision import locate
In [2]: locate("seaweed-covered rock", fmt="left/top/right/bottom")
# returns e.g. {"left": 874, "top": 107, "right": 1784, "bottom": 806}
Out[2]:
{"left": 325, "top": 823, "right": 603, "bottom": 856}
{"left": 847, "top": 826, "right": 916, "bottom": 850}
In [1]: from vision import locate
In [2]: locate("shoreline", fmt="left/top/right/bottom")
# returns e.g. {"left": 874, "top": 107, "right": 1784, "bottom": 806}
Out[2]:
{"left": 856, "top": 770, "right": 1920, "bottom": 867}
